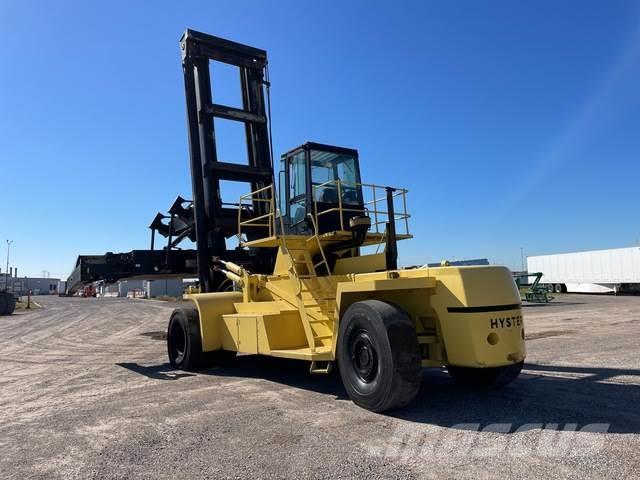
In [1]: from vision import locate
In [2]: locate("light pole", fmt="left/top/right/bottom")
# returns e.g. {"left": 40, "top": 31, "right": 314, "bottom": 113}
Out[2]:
{"left": 5, "top": 240, "right": 13, "bottom": 291}
{"left": 520, "top": 247, "right": 525, "bottom": 272}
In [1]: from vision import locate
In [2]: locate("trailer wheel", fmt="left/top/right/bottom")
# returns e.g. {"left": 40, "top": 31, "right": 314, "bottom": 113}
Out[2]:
{"left": 554, "top": 284, "right": 563, "bottom": 294}
{"left": 447, "top": 361, "right": 523, "bottom": 389}
{"left": 167, "top": 308, "right": 234, "bottom": 370}
{"left": 337, "top": 300, "right": 421, "bottom": 412}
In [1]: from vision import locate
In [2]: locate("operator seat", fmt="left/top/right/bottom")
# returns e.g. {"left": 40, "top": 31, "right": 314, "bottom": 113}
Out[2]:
{"left": 291, "top": 203, "right": 306, "bottom": 225}
{"left": 319, "top": 186, "right": 338, "bottom": 203}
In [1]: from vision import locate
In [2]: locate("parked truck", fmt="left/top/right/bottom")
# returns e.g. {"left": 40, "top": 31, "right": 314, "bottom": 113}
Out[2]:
{"left": 527, "top": 246, "right": 640, "bottom": 294}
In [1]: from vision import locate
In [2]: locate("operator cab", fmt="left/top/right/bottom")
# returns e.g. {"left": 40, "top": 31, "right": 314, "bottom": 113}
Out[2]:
{"left": 279, "top": 142, "right": 366, "bottom": 235}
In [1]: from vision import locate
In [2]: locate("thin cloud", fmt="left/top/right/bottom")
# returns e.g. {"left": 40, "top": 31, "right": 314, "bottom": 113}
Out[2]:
{"left": 508, "top": 14, "right": 640, "bottom": 204}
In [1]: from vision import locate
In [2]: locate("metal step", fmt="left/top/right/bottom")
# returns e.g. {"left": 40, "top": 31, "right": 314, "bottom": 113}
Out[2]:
{"left": 309, "top": 361, "right": 333, "bottom": 375}
{"left": 313, "top": 333, "right": 333, "bottom": 339}
{"left": 417, "top": 335, "right": 438, "bottom": 344}
{"left": 269, "top": 346, "right": 332, "bottom": 361}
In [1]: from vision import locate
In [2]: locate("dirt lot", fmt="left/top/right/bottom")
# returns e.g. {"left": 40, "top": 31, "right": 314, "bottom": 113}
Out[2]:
{"left": 1, "top": 294, "right": 639, "bottom": 479}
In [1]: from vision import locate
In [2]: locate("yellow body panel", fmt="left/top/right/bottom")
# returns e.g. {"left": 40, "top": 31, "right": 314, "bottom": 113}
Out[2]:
{"left": 333, "top": 253, "right": 387, "bottom": 274}
{"left": 425, "top": 265, "right": 525, "bottom": 367}
{"left": 221, "top": 315, "right": 239, "bottom": 351}
{"left": 186, "top": 242, "right": 525, "bottom": 369}
{"left": 185, "top": 292, "right": 242, "bottom": 351}
{"left": 221, "top": 314, "right": 259, "bottom": 354}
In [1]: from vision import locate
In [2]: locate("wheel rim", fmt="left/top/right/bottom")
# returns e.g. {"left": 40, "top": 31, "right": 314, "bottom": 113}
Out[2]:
{"left": 349, "top": 329, "right": 378, "bottom": 383}
{"left": 169, "top": 320, "right": 186, "bottom": 364}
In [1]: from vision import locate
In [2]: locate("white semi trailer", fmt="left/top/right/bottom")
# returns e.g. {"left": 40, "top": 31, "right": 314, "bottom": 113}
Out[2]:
{"left": 527, "top": 246, "right": 640, "bottom": 294}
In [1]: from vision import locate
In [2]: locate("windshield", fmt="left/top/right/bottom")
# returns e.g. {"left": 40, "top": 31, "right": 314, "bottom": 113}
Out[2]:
{"left": 310, "top": 150, "right": 362, "bottom": 205}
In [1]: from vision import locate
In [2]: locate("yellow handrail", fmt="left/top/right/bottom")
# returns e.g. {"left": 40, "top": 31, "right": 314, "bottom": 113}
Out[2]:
{"left": 237, "top": 180, "right": 411, "bottom": 243}
{"left": 238, "top": 184, "right": 276, "bottom": 240}
{"left": 311, "top": 180, "right": 410, "bottom": 236}
{"left": 307, "top": 214, "right": 332, "bottom": 278}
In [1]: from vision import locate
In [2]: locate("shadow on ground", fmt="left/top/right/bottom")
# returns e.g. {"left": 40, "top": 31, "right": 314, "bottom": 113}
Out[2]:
{"left": 117, "top": 362, "right": 196, "bottom": 380}
{"left": 118, "top": 357, "right": 640, "bottom": 434}
{"left": 391, "top": 363, "right": 640, "bottom": 434}
{"left": 139, "top": 331, "right": 167, "bottom": 341}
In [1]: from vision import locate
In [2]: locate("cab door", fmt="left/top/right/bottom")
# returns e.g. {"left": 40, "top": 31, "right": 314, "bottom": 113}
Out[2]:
{"left": 288, "top": 150, "right": 308, "bottom": 227}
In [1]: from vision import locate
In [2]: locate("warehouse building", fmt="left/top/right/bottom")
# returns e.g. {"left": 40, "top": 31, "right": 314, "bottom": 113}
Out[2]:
{"left": 144, "top": 279, "right": 184, "bottom": 298}
{"left": 0, "top": 272, "right": 61, "bottom": 295}
{"left": 95, "top": 278, "right": 184, "bottom": 298}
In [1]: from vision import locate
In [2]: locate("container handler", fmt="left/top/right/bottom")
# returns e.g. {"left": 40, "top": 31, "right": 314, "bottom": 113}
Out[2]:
{"left": 164, "top": 30, "right": 526, "bottom": 412}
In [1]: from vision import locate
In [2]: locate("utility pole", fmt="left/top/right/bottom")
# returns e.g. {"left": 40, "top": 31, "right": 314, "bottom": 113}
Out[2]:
{"left": 5, "top": 240, "right": 13, "bottom": 291}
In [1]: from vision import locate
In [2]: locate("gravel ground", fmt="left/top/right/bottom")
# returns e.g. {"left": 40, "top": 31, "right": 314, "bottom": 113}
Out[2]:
{"left": 1, "top": 294, "right": 639, "bottom": 479}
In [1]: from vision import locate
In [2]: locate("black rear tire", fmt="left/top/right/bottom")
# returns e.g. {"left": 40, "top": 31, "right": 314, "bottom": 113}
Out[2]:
{"left": 337, "top": 300, "right": 422, "bottom": 412}
{"left": 167, "top": 308, "right": 235, "bottom": 370}
{"left": 447, "top": 361, "right": 523, "bottom": 389}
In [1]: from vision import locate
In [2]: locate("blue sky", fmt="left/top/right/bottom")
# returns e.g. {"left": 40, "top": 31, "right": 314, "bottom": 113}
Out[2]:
{"left": 1, "top": 0, "right": 639, "bottom": 279}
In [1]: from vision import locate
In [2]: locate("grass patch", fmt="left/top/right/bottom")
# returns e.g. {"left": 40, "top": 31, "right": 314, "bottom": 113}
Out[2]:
{"left": 14, "top": 298, "right": 42, "bottom": 310}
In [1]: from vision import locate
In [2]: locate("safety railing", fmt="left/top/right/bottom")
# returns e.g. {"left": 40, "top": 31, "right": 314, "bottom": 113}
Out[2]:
{"left": 237, "top": 181, "right": 411, "bottom": 242}
{"left": 237, "top": 184, "right": 276, "bottom": 241}
{"left": 311, "top": 180, "right": 410, "bottom": 236}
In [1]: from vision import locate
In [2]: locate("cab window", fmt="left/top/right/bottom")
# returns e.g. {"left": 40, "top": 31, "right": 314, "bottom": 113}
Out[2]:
{"left": 310, "top": 150, "right": 361, "bottom": 205}
{"left": 288, "top": 151, "right": 306, "bottom": 225}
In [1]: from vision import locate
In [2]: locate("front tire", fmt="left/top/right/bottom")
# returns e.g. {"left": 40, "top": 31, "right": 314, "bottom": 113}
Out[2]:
{"left": 337, "top": 300, "right": 421, "bottom": 412}
{"left": 167, "top": 308, "right": 235, "bottom": 370}
{"left": 447, "top": 361, "right": 523, "bottom": 388}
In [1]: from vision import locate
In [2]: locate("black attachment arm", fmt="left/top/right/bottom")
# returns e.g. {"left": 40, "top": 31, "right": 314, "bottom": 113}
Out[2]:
{"left": 180, "top": 29, "right": 275, "bottom": 292}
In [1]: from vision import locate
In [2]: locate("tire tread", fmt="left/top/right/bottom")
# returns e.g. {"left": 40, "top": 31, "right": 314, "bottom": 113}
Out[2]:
{"left": 338, "top": 299, "right": 421, "bottom": 412}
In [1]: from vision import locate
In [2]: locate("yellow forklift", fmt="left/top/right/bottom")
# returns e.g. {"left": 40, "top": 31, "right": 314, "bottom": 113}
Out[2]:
{"left": 166, "top": 30, "right": 525, "bottom": 412}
